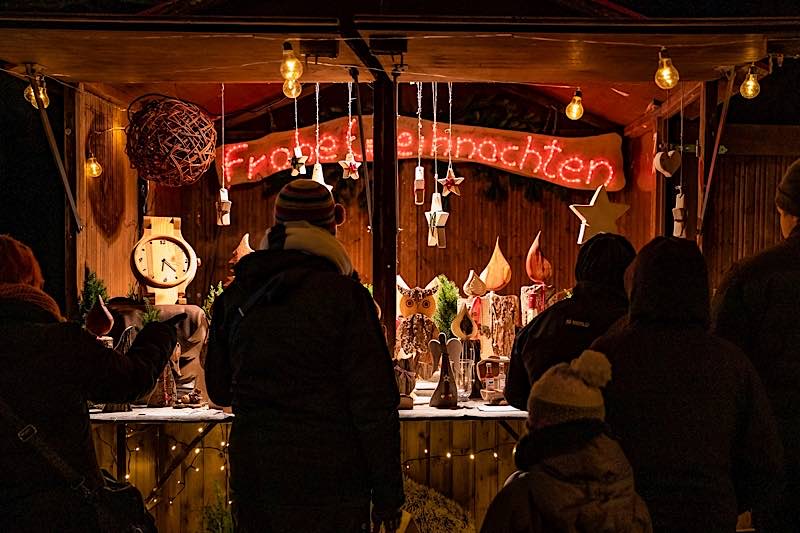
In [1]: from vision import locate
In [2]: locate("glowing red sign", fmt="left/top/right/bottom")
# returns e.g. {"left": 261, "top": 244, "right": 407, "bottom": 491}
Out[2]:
{"left": 215, "top": 116, "right": 625, "bottom": 191}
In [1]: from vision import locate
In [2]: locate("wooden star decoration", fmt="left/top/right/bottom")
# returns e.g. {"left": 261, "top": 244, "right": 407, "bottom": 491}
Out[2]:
{"left": 569, "top": 185, "right": 630, "bottom": 244}
{"left": 290, "top": 146, "right": 308, "bottom": 176}
{"left": 338, "top": 152, "right": 361, "bottom": 180}
{"left": 425, "top": 193, "right": 450, "bottom": 248}
{"left": 437, "top": 168, "right": 464, "bottom": 196}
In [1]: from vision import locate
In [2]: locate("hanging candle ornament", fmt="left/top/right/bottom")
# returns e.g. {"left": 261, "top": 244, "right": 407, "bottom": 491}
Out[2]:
{"left": 425, "top": 192, "right": 449, "bottom": 248}
{"left": 290, "top": 97, "right": 307, "bottom": 176}
{"left": 338, "top": 82, "right": 361, "bottom": 180}
{"left": 311, "top": 83, "right": 332, "bottom": 191}
{"left": 216, "top": 83, "right": 232, "bottom": 226}
{"left": 414, "top": 82, "right": 425, "bottom": 205}
{"left": 440, "top": 82, "right": 465, "bottom": 197}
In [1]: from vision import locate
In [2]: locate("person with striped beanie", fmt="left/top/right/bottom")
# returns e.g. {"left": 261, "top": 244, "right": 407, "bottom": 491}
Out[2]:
{"left": 206, "top": 178, "right": 404, "bottom": 533}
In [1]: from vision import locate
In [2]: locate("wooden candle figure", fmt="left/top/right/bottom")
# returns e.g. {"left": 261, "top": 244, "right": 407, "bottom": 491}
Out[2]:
{"left": 429, "top": 333, "right": 461, "bottom": 409}
{"left": 521, "top": 231, "right": 554, "bottom": 326}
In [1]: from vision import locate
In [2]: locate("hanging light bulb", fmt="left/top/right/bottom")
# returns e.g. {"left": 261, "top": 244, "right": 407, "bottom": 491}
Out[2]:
{"left": 24, "top": 75, "right": 50, "bottom": 109}
{"left": 565, "top": 89, "right": 584, "bottom": 121}
{"left": 283, "top": 79, "right": 302, "bottom": 99}
{"left": 86, "top": 154, "right": 103, "bottom": 178}
{"left": 280, "top": 42, "right": 304, "bottom": 81}
{"left": 740, "top": 64, "right": 760, "bottom": 99}
{"left": 654, "top": 47, "right": 680, "bottom": 90}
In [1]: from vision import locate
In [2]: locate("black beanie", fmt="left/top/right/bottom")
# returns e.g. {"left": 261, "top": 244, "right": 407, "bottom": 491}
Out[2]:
{"left": 776, "top": 158, "right": 800, "bottom": 216}
{"left": 574, "top": 233, "right": 636, "bottom": 291}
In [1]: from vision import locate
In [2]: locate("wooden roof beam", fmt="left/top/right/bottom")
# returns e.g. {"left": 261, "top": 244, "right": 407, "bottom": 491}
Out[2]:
{"left": 624, "top": 82, "right": 702, "bottom": 137}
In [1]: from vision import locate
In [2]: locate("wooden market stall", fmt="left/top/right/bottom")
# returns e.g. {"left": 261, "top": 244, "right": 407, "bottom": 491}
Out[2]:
{"left": 2, "top": 4, "right": 800, "bottom": 531}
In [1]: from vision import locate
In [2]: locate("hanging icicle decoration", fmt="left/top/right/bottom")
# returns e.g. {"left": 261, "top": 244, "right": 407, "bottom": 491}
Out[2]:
{"left": 339, "top": 81, "right": 361, "bottom": 180}
{"left": 426, "top": 82, "right": 448, "bottom": 248}
{"left": 216, "top": 83, "right": 232, "bottom": 226}
{"left": 290, "top": 97, "right": 307, "bottom": 176}
{"left": 438, "top": 82, "right": 464, "bottom": 197}
{"left": 311, "top": 83, "right": 331, "bottom": 190}
{"left": 413, "top": 81, "right": 425, "bottom": 205}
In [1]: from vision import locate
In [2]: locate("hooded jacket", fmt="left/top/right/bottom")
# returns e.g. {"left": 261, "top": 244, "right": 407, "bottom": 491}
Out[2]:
{"left": 592, "top": 237, "right": 784, "bottom": 532}
{"left": 713, "top": 225, "right": 800, "bottom": 470}
{"left": 505, "top": 234, "right": 635, "bottom": 410}
{"left": 204, "top": 244, "right": 403, "bottom": 521}
{"left": 0, "top": 296, "right": 176, "bottom": 532}
{"left": 480, "top": 420, "right": 652, "bottom": 533}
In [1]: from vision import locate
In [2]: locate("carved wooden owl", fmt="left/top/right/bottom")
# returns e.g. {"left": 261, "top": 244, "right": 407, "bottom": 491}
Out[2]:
{"left": 398, "top": 285, "right": 438, "bottom": 318}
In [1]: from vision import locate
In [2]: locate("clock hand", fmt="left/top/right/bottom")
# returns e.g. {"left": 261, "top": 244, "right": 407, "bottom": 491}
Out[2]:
{"left": 163, "top": 260, "right": 177, "bottom": 272}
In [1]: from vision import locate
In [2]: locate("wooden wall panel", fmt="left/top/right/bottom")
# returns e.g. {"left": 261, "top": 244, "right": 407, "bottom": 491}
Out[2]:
{"left": 703, "top": 155, "right": 797, "bottom": 290}
{"left": 151, "top": 156, "right": 656, "bottom": 303}
{"left": 75, "top": 89, "right": 139, "bottom": 298}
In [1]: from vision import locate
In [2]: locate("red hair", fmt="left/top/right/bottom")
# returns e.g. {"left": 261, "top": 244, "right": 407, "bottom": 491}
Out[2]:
{"left": 0, "top": 235, "right": 45, "bottom": 288}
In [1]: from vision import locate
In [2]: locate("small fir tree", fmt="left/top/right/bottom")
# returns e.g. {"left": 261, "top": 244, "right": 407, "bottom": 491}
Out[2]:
{"left": 140, "top": 297, "right": 161, "bottom": 325}
{"left": 202, "top": 282, "right": 224, "bottom": 320}
{"left": 78, "top": 268, "right": 108, "bottom": 325}
{"left": 433, "top": 275, "right": 459, "bottom": 339}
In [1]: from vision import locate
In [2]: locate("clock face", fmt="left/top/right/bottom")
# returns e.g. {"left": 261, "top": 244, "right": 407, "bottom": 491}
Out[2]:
{"left": 133, "top": 236, "right": 193, "bottom": 288}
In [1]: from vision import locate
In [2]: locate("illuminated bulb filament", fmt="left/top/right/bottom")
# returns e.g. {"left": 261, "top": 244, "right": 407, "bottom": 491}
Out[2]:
{"left": 24, "top": 77, "right": 50, "bottom": 109}
{"left": 85, "top": 156, "right": 103, "bottom": 178}
{"left": 280, "top": 42, "right": 304, "bottom": 81}
{"left": 740, "top": 67, "right": 760, "bottom": 99}
{"left": 655, "top": 48, "right": 680, "bottom": 90}
{"left": 195, "top": 448, "right": 201, "bottom": 454}
{"left": 565, "top": 89, "right": 584, "bottom": 121}
{"left": 283, "top": 79, "right": 302, "bottom": 99}
{"left": 446, "top": 452, "right": 452, "bottom": 459}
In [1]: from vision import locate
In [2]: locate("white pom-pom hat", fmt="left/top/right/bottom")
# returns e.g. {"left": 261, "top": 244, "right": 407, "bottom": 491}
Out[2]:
{"left": 527, "top": 350, "right": 612, "bottom": 428}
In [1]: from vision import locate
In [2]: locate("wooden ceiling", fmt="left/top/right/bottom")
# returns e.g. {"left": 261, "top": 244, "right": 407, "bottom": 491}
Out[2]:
{"left": 0, "top": 27, "right": 766, "bottom": 84}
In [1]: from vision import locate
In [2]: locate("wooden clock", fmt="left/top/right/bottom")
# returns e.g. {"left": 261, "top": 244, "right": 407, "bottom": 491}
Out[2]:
{"left": 131, "top": 216, "right": 199, "bottom": 305}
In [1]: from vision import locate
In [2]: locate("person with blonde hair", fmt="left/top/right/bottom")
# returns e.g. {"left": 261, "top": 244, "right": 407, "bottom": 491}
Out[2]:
{"left": 0, "top": 234, "right": 179, "bottom": 532}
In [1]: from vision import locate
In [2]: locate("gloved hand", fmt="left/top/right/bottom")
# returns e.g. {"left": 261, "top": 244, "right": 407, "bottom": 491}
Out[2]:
{"left": 371, "top": 507, "right": 402, "bottom": 533}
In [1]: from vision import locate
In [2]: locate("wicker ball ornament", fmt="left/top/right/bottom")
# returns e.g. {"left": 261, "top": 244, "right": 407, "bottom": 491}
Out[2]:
{"left": 125, "top": 96, "right": 217, "bottom": 187}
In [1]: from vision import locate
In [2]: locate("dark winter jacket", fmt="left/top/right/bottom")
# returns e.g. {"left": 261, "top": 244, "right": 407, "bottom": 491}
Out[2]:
{"left": 713, "top": 225, "right": 800, "bottom": 470}
{"left": 593, "top": 237, "right": 784, "bottom": 533}
{"left": 481, "top": 420, "right": 652, "bottom": 533}
{"left": 205, "top": 248, "right": 404, "bottom": 520}
{"left": 0, "top": 298, "right": 176, "bottom": 532}
{"left": 505, "top": 233, "right": 635, "bottom": 410}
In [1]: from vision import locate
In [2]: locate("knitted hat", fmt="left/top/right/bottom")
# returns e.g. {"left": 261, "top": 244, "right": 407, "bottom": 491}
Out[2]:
{"left": 274, "top": 179, "right": 346, "bottom": 235}
{"left": 776, "top": 158, "right": 800, "bottom": 217}
{"left": 527, "top": 350, "right": 612, "bottom": 430}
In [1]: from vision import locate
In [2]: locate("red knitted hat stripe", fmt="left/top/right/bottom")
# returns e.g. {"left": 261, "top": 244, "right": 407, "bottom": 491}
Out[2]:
{"left": 274, "top": 179, "right": 336, "bottom": 233}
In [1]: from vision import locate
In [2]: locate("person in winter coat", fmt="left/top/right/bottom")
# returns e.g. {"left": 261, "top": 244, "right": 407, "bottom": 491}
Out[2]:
{"left": 205, "top": 179, "right": 404, "bottom": 533}
{"left": 504, "top": 233, "right": 636, "bottom": 410}
{"left": 593, "top": 237, "right": 784, "bottom": 533}
{"left": 0, "top": 235, "right": 179, "bottom": 532}
{"left": 482, "top": 349, "right": 652, "bottom": 533}
{"left": 712, "top": 158, "right": 800, "bottom": 532}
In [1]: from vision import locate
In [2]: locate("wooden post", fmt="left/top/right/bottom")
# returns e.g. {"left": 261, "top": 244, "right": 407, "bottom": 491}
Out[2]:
{"left": 696, "top": 80, "right": 718, "bottom": 249}
{"left": 372, "top": 75, "right": 398, "bottom": 350}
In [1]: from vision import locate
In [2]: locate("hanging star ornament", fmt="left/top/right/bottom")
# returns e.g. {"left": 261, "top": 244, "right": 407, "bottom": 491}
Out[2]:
{"left": 290, "top": 146, "right": 308, "bottom": 176}
{"left": 425, "top": 192, "right": 450, "bottom": 248}
{"left": 437, "top": 167, "right": 465, "bottom": 197}
{"left": 569, "top": 185, "right": 630, "bottom": 244}
{"left": 338, "top": 152, "right": 361, "bottom": 180}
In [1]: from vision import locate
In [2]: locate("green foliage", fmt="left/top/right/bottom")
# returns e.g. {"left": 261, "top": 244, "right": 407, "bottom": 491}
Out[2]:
{"left": 202, "top": 482, "right": 233, "bottom": 533}
{"left": 362, "top": 283, "right": 373, "bottom": 296}
{"left": 202, "top": 282, "right": 224, "bottom": 320}
{"left": 78, "top": 269, "right": 108, "bottom": 325}
{"left": 140, "top": 297, "right": 161, "bottom": 326}
{"left": 433, "top": 275, "right": 460, "bottom": 339}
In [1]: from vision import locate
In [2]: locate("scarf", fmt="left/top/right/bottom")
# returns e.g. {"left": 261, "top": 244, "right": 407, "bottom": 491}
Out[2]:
{"left": 0, "top": 283, "right": 64, "bottom": 321}
{"left": 259, "top": 221, "right": 354, "bottom": 276}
